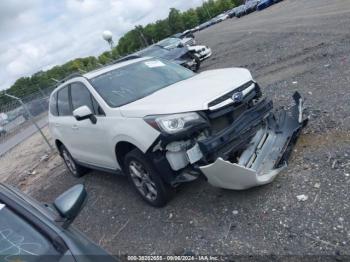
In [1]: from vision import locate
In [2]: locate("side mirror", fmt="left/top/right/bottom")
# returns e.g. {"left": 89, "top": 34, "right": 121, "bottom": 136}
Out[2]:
{"left": 54, "top": 184, "right": 87, "bottom": 228}
{"left": 73, "top": 105, "right": 97, "bottom": 124}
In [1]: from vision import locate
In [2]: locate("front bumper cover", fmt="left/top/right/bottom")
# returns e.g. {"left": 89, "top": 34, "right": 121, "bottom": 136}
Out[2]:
{"left": 199, "top": 92, "right": 308, "bottom": 190}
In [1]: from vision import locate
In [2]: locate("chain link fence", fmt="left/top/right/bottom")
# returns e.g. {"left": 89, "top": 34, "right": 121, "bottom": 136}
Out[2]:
{"left": 0, "top": 86, "right": 56, "bottom": 157}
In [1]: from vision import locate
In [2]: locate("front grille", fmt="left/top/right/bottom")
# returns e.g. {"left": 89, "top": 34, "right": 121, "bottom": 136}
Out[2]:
{"left": 204, "top": 84, "right": 262, "bottom": 135}
{"left": 186, "top": 39, "right": 194, "bottom": 45}
{"left": 208, "top": 103, "right": 250, "bottom": 134}
{"left": 208, "top": 81, "right": 255, "bottom": 108}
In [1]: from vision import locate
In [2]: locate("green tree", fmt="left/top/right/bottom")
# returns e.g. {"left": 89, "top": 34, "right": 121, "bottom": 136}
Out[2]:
{"left": 168, "top": 8, "right": 185, "bottom": 34}
{"left": 1, "top": 0, "right": 241, "bottom": 101}
{"left": 182, "top": 8, "right": 199, "bottom": 29}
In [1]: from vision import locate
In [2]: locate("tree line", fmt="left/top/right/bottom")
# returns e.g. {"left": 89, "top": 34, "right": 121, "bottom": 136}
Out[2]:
{"left": 0, "top": 0, "right": 242, "bottom": 105}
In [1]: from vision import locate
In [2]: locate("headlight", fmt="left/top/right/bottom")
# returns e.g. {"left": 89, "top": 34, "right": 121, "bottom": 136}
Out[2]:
{"left": 144, "top": 112, "right": 207, "bottom": 134}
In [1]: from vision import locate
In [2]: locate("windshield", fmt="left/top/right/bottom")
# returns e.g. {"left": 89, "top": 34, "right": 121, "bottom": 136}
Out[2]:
{"left": 90, "top": 59, "right": 194, "bottom": 107}
{"left": 137, "top": 46, "right": 169, "bottom": 57}
{"left": 158, "top": 38, "right": 180, "bottom": 47}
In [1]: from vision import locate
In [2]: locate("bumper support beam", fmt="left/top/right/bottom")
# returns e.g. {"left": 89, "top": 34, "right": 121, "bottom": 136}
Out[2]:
{"left": 199, "top": 92, "right": 308, "bottom": 190}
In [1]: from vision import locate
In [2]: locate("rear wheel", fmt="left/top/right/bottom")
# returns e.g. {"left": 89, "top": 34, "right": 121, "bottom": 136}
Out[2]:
{"left": 124, "top": 149, "right": 172, "bottom": 207}
{"left": 59, "top": 145, "right": 88, "bottom": 178}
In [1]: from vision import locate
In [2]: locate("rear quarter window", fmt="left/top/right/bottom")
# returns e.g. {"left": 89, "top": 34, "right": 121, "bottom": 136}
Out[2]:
{"left": 49, "top": 92, "right": 58, "bottom": 116}
{"left": 57, "top": 86, "right": 71, "bottom": 116}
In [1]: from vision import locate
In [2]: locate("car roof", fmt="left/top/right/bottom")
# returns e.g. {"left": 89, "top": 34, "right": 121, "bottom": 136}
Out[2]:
{"left": 83, "top": 56, "right": 150, "bottom": 79}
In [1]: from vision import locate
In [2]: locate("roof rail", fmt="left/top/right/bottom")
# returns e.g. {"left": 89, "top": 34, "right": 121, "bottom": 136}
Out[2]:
{"left": 53, "top": 72, "right": 84, "bottom": 86}
{"left": 112, "top": 55, "right": 142, "bottom": 64}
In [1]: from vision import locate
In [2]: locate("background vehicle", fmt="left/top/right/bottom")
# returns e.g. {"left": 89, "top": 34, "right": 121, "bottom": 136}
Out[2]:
{"left": 49, "top": 57, "right": 306, "bottom": 207}
{"left": 245, "top": 0, "right": 259, "bottom": 13}
{"left": 213, "top": 13, "right": 229, "bottom": 23}
{"left": 135, "top": 45, "right": 200, "bottom": 71}
{"left": 157, "top": 36, "right": 195, "bottom": 49}
{"left": 187, "top": 45, "right": 212, "bottom": 61}
{"left": 257, "top": 0, "right": 274, "bottom": 10}
{"left": 228, "top": 7, "right": 239, "bottom": 18}
{"left": 0, "top": 125, "right": 6, "bottom": 136}
{"left": 236, "top": 5, "right": 247, "bottom": 18}
{"left": 0, "top": 183, "right": 117, "bottom": 261}
{"left": 194, "top": 21, "right": 212, "bottom": 32}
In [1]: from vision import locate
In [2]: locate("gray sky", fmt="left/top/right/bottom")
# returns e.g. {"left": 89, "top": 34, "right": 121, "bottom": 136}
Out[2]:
{"left": 0, "top": 0, "right": 203, "bottom": 90}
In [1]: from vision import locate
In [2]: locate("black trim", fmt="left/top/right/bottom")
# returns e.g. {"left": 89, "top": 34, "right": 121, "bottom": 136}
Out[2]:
{"left": 198, "top": 99, "right": 273, "bottom": 160}
{"left": 75, "top": 160, "right": 122, "bottom": 175}
{"left": 208, "top": 81, "right": 255, "bottom": 108}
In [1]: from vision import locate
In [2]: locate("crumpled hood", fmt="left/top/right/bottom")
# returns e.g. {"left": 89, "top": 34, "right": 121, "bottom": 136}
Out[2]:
{"left": 120, "top": 68, "right": 253, "bottom": 117}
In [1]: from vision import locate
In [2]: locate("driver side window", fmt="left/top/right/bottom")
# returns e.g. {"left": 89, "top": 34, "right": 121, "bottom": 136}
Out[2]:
{"left": 70, "top": 82, "right": 104, "bottom": 116}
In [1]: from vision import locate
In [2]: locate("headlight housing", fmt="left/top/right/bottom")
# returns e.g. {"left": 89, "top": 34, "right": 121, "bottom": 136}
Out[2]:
{"left": 144, "top": 112, "right": 207, "bottom": 134}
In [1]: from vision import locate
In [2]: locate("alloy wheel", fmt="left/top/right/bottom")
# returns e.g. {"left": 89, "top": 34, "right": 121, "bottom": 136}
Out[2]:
{"left": 129, "top": 160, "right": 158, "bottom": 201}
{"left": 62, "top": 150, "right": 77, "bottom": 175}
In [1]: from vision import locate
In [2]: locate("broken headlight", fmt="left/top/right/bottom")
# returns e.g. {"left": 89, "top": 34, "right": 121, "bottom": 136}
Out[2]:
{"left": 144, "top": 112, "right": 207, "bottom": 134}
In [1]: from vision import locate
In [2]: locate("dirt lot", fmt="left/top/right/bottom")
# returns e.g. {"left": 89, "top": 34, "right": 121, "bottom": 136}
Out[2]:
{"left": 1, "top": 0, "right": 350, "bottom": 257}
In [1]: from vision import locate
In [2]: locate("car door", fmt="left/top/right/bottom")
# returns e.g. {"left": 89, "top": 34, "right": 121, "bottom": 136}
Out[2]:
{"left": 0, "top": 192, "right": 71, "bottom": 262}
{"left": 69, "top": 82, "right": 115, "bottom": 169}
{"left": 54, "top": 85, "right": 77, "bottom": 155}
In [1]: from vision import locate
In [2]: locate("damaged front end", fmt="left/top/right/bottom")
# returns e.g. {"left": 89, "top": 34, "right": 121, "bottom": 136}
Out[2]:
{"left": 147, "top": 82, "right": 307, "bottom": 190}
{"left": 199, "top": 92, "right": 308, "bottom": 190}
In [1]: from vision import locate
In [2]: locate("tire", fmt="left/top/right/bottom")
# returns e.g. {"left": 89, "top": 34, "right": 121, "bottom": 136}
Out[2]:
{"left": 59, "top": 144, "right": 88, "bottom": 178}
{"left": 190, "top": 54, "right": 201, "bottom": 72}
{"left": 124, "top": 149, "right": 173, "bottom": 207}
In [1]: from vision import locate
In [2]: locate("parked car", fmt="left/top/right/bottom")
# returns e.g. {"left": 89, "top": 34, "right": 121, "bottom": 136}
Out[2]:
{"left": 213, "top": 13, "right": 229, "bottom": 23}
{"left": 194, "top": 21, "right": 212, "bottom": 31}
{"left": 245, "top": 0, "right": 259, "bottom": 13}
{"left": 49, "top": 57, "right": 307, "bottom": 207}
{"left": 0, "top": 112, "right": 9, "bottom": 126}
{"left": 176, "top": 30, "right": 195, "bottom": 38}
{"left": 156, "top": 38, "right": 211, "bottom": 61}
{"left": 0, "top": 125, "right": 6, "bottom": 136}
{"left": 187, "top": 45, "right": 212, "bottom": 61}
{"left": 228, "top": 7, "right": 239, "bottom": 18}
{"left": 135, "top": 45, "right": 200, "bottom": 71}
{"left": 235, "top": 5, "right": 247, "bottom": 18}
{"left": 157, "top": 36, "right": 195, "bottom": 49}
{"left": 0, "top": 183, "right": 117, "bottom": 261}
{"left": 257, "top": 0, "right": 274, "bottom": 10}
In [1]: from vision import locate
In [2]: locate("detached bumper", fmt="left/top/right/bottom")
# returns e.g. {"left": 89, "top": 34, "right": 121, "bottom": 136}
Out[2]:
{"left": 199, "top": 92, "right": 308, "bottom": 190}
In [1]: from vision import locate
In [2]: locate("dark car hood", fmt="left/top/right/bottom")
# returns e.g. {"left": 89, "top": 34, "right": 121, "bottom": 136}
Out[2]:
{"left": 136, "top": 45, "right": 189, "bottom": 61}
{"left": 162, "top": 47, "right": 189, "bottom": 60}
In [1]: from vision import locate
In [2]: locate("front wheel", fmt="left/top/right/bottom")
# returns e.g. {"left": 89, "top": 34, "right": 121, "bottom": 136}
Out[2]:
{"left": 190, "top": 53, "right": 201, "bottom": 72}
{"left": 124, "top": 149, "right": 173, "bottom": 207}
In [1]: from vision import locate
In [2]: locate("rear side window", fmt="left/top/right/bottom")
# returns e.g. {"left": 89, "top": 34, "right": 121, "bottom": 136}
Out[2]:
{"left": 57, "top": 86, "right": 71, "bottom": 116}
{"left": 71, "top": 82, "right": 94, "bottom": 113}
{"left": 49, "top": 92, "right": 58, "bottom": 116}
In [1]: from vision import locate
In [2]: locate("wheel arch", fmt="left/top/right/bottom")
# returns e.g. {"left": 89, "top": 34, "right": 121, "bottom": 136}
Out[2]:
{"left": 115, "top": 141, "right": 140, "bottom": 172}
{"left": 55, "top": 139, "right": 64, "bottom": 154}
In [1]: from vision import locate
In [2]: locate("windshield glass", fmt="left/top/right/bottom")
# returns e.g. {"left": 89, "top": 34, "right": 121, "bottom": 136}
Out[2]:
{"left": 158, "top": 38, "right": 180, "bottom": 47}
{"left": 90, "top": 59, "right": 195, "bottom": 107}
{"left": 137, "top": 46, "right": 169, "bottom": 57}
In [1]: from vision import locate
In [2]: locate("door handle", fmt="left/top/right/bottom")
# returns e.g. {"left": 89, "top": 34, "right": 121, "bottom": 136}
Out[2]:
{"left": 72, "top": 125, "right": 78, "bottom": 130}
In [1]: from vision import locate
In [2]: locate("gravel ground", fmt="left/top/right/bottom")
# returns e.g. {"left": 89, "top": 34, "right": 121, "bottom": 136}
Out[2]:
{"left": 1, "top": 0, "right": 350, "bottom": 258}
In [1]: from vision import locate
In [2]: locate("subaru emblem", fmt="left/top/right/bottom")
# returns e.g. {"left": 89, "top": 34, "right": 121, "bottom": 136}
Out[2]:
{"left": 232, "top": 92, "right": 243, "bottom": 103}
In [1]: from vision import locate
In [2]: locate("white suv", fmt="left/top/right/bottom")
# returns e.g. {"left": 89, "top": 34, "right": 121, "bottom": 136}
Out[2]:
{"left": 49, "top": 57, "right": 307, "bottom": 206}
